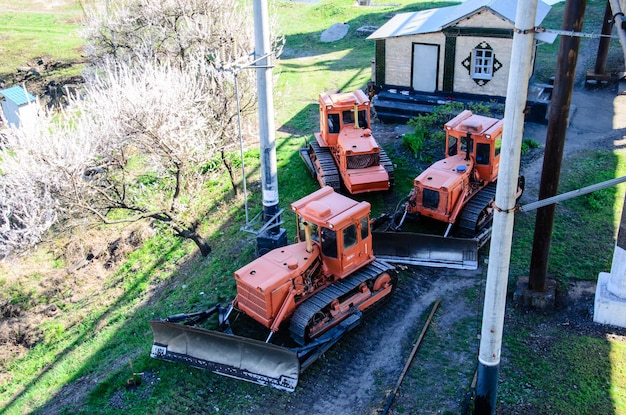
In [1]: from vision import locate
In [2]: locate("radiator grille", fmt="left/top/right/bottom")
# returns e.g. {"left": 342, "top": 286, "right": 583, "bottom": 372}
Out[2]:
{"left": 236, "top": 282, "right": 269, "bottom": 318}
{"left": 347, "top": 153, "right": 379, "bottom": 169}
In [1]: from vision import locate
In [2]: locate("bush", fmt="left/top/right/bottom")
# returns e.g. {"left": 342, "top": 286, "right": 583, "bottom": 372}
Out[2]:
{"left": 403, "top": 101, "right": 497, "bottom": 159}
{"left": 521, "top": 138, "right": 540, "bottom": 154}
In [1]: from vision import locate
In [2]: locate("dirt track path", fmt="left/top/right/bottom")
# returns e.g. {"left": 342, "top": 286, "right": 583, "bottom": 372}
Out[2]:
{"left": 281, "top": 268, "right": 482, "bottom": 415}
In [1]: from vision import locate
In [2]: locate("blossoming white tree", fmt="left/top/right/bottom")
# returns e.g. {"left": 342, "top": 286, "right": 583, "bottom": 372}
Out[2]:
{"left": 0, "top": 0, "right": 282, "bottom": 258}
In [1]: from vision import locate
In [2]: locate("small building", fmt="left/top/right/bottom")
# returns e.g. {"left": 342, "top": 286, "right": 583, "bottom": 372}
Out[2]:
{"left": 367, "top": 0, "right": 555, "bottom": 123}
{"left": 0, "top": 85, "right": 38, "bottom": 129}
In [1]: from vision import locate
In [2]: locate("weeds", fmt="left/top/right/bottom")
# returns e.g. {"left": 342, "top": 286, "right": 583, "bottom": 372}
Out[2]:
{"left": 520, "top": 138, "right": 540, "bottom": 155}
{"left": 402, "top": 101, "right": 497, "bottom": 159}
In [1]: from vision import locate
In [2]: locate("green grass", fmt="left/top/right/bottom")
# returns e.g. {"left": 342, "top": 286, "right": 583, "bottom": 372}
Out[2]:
{"left": 1, "top": 0, "right": 626, "bottom": 414}
{"left": 533, "top": 0, "right": 624, "bottom": 83}
{"left": 0, "top": 9, "right": 84, "bottom": 75}
{"left": 510, "top": 149, "right": 626, "bottom": 282}
{"left": 500, "top": 313, "right": 625, "bottom": 414}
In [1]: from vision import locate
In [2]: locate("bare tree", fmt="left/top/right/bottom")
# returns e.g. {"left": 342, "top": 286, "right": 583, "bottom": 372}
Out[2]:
{"left": 0, "top": 0, "right": 283, "bottom": 258}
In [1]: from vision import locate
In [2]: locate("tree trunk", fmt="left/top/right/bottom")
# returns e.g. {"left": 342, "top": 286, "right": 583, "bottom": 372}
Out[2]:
{"left": 186, "top": 232, "right": 212, "bottom": 256}
{"left": 176, "top": 228, "right": 212, "bottom": 256}
{"left": 221, "top": 149, "right": 238, "bottom": 195}
{"left": 158, "top": 214, "right": 212, "bottom": 256}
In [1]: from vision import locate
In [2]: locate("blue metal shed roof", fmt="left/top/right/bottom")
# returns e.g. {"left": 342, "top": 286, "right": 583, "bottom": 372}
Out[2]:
{"left": 0, "top": 85, "right": 36, "bottom": 107}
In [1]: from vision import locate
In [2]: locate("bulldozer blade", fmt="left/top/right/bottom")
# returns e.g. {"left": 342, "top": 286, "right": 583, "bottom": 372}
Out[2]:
{"left": 372, "top": 231, "right": 480, "bottom": 270}
{"left": 299, "top": 147, "right": 317, "bottom": 178}
{"left": 149, "top": 321, "right": 300, "bottom": 391}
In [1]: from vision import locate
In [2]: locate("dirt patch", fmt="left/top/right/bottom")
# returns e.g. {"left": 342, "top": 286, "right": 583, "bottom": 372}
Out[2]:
{"left": 0, "top": 223, "right": 153, "bottom": 384}
{"left": 0, "top": 56, "right": 85, "bottom": 112}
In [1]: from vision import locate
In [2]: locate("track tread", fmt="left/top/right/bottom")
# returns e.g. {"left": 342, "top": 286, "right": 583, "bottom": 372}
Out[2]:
{"left": 379, "top": 147, "right": 395, "bottom": 187}
{"left": 289, "top": 259, "right": 393, "bottom": 345}
{"left": 309, "top": 142, "right": 341, "bottom": 192}
{"left": 457, "top": 182, "right": 497, "bottom": 237}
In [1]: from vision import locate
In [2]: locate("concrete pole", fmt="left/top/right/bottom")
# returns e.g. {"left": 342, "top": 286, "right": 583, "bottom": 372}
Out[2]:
{"left": 594, "top": 192, "right": 626, "bottom": 328}
{"left": 609, "top": 0, "right": 626, "bottom": 59}
{"left": 253, "top": 0, "right": 286, "bottom": 254}
{"left": 474, "top": 1, "right": 538, "bottom": 413}
{"left": 253, "top": 0, "right": 278, "bottom": 225}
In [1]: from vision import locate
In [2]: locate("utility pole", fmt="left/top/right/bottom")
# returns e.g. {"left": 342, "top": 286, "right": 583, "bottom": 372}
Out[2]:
{"left": 595, "top": 1, "right": 614, "bottom": 75}
{"left": 253, "top": 0, "right": 287, "bottom": 255}
{"left": 528, "top": 0, "right": 586, "bottom": 292}
{"left": 474, "top": 1, "right": 538, "bottom": 413}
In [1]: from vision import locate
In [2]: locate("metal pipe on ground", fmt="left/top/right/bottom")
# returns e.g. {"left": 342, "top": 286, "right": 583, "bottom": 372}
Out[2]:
{"left": 382, "top": 300, "right": 440, "bottom": 415}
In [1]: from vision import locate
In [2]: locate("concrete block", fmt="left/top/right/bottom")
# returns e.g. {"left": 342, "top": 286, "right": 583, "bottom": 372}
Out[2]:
{"left": 513, "top": 276, "right": 556, "bottom": 309}
{"left": 593, "top": 272, "right": 626, "bottom": 328}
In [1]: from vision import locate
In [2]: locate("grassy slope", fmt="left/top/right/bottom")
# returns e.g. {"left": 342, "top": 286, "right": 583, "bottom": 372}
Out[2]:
{"left": 0, "top": 1, "right": 84, "bottom": 76}
{"left": 1, "top": 0, "right": 626, "bottom": 414}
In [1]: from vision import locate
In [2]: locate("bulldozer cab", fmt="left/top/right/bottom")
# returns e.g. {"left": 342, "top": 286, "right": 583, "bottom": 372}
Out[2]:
{"left": 293, "top": 186, "right": 375, "bottom": 279}
{"left": 444, "top": 110, "right": 502, "bottom": 183}
{"left": 318, "top": 90, "right": 371, "bottom": 148}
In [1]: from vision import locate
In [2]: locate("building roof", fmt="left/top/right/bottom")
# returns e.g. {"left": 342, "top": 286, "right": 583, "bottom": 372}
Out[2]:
{"left": 0, "top": 85, "right": 36, "bottom": 107}
{"left": 367, "top": 0, "right": 552, "bottom": 40}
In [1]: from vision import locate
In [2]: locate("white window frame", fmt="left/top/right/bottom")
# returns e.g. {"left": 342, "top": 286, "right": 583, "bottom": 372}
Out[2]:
{"left": 471, "top": 48, "right": 493, "bottom": 80}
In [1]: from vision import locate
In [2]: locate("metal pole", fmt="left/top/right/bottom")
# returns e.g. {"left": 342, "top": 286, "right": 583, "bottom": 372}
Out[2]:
{"left": 253, "top": 0, "right": 279, "bottom": 233}
{"left": 528, "top": 0, "right": 585, "bottom": 292}
{"left": 519, "top": 175, "right": 626, "bottom": 212}
{"left": 234, "top": 73, "right": 249, "bottom": 225}
{"left": 474, "top": 1, "right": 538, "bottom": 413}
{"left": 252, "top": 0, "right": 286, "bottom": 256}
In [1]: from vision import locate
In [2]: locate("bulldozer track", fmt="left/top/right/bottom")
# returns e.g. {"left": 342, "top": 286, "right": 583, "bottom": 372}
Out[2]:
{"left": 309, "top": 142, "right": 341, "bottom": 192}
{"left": 289, "top": 259, "right": 394, "bottom": 346}
{"left": 380, "top": 148, "right": 395, "bottom": 187}
{"left": 457, "top": 182, "right": 497, "bottom": 237}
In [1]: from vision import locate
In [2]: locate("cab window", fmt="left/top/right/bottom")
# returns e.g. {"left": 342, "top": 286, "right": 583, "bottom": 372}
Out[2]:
{"left": 342, "top": 110, "right": 354, "bottom": 125}
{"left": 321, "top": 228, "right": 338, "bottom": 258}
{"left": 448, "top": 135, "right": 458, "bottom": 156}
{"left": 460, "top": 134, "right": 473, "bottom": 154}
{"left": 343, "top": 224, "right": 357, "bottom": 250}
{"left": 298, "top": 216, "right": 319, "bottom": 243}
{"left": 357, "top": 109, "right": 368, "bottom": 128}
{"left": 360, "top": 217, "right": 369, "bottom": 240}
{"left": 476, "top": 143, "right": 490, "bottom": 165}
{"left": 328, "top": 113, "right": 340, "bottom": 134}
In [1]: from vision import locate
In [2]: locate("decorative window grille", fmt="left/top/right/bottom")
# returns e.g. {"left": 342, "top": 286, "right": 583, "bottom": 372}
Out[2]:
{"left": 472, "top": 48, "right": 493, "bottom": 80}
{"left": 462, "top": 42, "right": 502, "bottom": 86}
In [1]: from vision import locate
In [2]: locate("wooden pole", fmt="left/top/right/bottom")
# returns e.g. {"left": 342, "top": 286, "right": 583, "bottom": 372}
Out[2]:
{"left": 594, "top": 1, "right": 614, "bottom": 75}
{"left": 528, "top": 0, "right": 586, "bottom": 291}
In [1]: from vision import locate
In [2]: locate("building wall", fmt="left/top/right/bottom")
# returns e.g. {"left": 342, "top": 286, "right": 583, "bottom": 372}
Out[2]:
{"left": 453, "top": 36, "right": 513, "bottom": 96}
{"left": 1, "top": 100, "right": 20, "bottom": 128}
{"left": 456, "top": 9, "right": 513, "bottom": 29}
{"left": 379, "top": 9, "right": 523, "bottom": 98}
{"left": 384, "top": 32, "right": 445, "bottom": 89}
{"left": 1, "top": 100, "right": 38, "bottom": 128}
